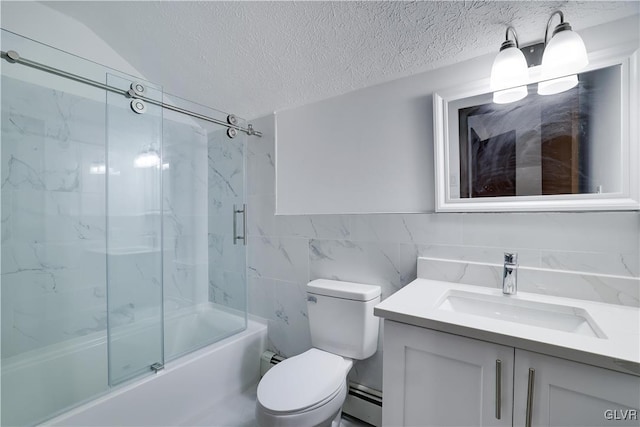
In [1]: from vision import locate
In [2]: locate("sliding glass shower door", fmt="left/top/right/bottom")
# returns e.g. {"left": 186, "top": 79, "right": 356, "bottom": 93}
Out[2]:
{"left": 104, "top": 77, "right": 249, "bottom": 383}
{"left": 105, "top": 73, "right": 164, "bottom": 385}
{"left": 161, "top": 95, "right": 247, "bottom": 361}
{"left": 104, "top": 77, "right": 249, "bottom": 381}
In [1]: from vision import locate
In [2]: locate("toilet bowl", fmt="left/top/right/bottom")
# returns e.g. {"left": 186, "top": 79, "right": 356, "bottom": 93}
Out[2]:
{"left": 256, "top": 349, "right": 353, "bottom": 427}
{"left": 255, "top": 279, "right": 381, "bottom": 427}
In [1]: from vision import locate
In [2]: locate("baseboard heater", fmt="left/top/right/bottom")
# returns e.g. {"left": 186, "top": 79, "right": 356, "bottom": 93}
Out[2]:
{"left": 260, "top": 351, "right": 382, "bottom": 427}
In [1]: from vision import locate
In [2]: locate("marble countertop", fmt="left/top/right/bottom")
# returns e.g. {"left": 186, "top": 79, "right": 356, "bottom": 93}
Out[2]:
{"left": 374, "top": 278, "right": 640, "bottom": 376}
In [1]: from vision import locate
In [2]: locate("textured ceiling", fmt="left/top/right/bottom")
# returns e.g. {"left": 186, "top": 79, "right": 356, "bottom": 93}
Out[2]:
{"left": 44, "top": 1, "right": 639, "bottom": 120}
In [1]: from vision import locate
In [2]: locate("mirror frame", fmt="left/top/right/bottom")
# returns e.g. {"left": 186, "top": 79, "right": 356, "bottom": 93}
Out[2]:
{"left": 433, "top": 43, "right": 639, "bottom": 212}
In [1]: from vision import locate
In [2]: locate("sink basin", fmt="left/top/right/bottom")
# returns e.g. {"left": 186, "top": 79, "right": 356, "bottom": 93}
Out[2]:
{"left": 437, "top": 290, "right": 606, "bottom": 338}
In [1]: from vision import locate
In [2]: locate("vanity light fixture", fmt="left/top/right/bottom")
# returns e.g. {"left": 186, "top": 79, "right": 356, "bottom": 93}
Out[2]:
{"left": 490, "top": 11, "right": 588, "bottom": 102}
{"left": 490, "top": 26, "right": 529, "bottom": 104}
{"left": 538, "top": 11, "right": 588, "bottom": 95}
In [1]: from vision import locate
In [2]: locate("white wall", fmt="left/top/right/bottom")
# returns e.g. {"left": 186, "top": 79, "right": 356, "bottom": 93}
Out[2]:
{"left": 275, "top": 14, "right": 640, "bottom": 214}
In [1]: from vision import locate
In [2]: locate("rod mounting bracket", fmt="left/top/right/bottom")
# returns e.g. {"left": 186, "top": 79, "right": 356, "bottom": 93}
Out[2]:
{"left": 5, "top": 50, "right": 20, "bottom": 63}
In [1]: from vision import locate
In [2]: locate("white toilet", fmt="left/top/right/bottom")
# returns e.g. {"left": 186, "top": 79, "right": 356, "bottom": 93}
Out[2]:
{"left": 255, "top": 279, "right": 381, "bottom": 427}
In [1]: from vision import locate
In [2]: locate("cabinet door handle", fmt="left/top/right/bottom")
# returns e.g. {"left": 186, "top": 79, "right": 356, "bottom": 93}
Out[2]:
{"left": 525, "top": 368, "right": 535, "bottom": 427}
{"left": 495, "top": 359, "right": 502, "bottom": 420}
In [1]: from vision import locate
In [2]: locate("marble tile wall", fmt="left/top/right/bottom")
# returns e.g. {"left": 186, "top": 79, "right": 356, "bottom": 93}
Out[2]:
{"left": 417, "top": 257, "right": 639, "bottom": 307}
{"left": 1, "top": 75, "right": 108, "bottom": 358}
{"left": 163, "top": 114, "right": 210, "bottom": 313}
{"left": 246, "top": 113, "right": 640, "bottom": 391}
{"left": 207, "top": 127, "right": 247, "bottom": 313}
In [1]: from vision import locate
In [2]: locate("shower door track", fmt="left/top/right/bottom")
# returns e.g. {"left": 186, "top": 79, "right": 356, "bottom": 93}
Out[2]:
{"left": 1, "top": 49, "right": 262, "bottom": 137}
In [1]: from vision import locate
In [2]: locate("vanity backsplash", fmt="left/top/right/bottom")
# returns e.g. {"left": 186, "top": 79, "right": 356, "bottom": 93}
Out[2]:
{"left": 418, "top": 257, "right": 640, "bottom": 307}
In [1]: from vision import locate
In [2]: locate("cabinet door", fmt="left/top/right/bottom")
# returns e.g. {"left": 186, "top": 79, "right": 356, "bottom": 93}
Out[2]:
{"left": 514, "top": 350, "right": 640, "bottom": 427}
{"left": 383, "top": 321, "right": 514, "bottom": 427}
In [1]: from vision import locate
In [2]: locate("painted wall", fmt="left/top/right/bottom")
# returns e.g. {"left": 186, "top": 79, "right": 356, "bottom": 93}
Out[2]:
{"left": 247, "top": 16, "right": 640, "bottom": 391}
{"left": 275, "top": 80, "right": 435, "bottom": 213}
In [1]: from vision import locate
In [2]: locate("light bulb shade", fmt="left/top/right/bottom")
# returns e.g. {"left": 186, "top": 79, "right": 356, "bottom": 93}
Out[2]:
{"left": 493, "top": 85, "right": 528, "bottom": 104}
{"left": 537, "top": 74, "right": 578, "bottom": 95}
{"left": 490, "top": 46, "right": 529, "bottom": 91}
{"left": 540, "top": 28, "right": 588, "bottom": 79}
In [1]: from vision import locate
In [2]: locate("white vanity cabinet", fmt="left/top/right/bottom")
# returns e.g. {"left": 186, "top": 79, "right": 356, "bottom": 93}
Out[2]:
{"left": 383, "top": 320, "right": 640, "bottom": 427}
{"left": 513, "top": 350, "right": 640, "bottom": 427}
{"left": 382, "top": 320, "right": 514, "bottom": 426}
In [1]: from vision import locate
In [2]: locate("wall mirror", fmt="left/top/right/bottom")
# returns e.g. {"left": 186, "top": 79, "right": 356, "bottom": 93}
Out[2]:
{"left": 433, "top": 45, "right": 639, "bottom": 212}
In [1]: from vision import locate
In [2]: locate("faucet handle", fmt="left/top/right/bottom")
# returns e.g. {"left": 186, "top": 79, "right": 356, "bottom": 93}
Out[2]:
{"left": 504, "top": 252, "right": 518, "bottom": 264}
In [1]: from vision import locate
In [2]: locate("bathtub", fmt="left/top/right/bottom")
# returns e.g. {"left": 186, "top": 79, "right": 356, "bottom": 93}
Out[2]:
{"left": 1, "top": 305, "right": 267, "bottom": 426}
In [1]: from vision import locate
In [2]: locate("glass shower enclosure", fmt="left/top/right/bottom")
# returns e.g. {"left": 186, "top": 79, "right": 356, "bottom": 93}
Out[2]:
{"left": 1, "top": 29, "right": 248, "bottom": 425}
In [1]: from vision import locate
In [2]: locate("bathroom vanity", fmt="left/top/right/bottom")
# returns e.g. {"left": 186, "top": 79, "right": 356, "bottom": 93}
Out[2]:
{"left": 375, "top": 271, "right": 640, "bottom": 426}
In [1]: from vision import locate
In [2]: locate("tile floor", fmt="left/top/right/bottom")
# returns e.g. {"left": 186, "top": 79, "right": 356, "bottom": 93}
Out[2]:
{"left": 183, "top": 384, "right": 373, "bottom": 426}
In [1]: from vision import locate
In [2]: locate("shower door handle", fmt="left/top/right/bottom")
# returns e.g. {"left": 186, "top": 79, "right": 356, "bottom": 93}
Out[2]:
{"left": 233, "top": 204, "right": 247, "bottom": 245}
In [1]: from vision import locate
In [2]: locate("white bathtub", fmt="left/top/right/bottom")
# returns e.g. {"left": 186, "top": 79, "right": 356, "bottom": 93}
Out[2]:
{"left": 1, "top": 307, "right": 266, "bottom": 427}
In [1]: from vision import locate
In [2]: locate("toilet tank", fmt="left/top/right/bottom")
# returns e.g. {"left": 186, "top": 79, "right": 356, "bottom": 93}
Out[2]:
{"left": 306, "top": 279, "right": 381, "bottom": 360}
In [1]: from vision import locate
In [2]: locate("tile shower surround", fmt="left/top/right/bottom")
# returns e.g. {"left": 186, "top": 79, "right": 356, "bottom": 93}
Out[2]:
{"left": 246, "top": 114, "right": 640, "bottom": 391}
{"left": 1, "top": 78, "right": 109, "bottom": 359}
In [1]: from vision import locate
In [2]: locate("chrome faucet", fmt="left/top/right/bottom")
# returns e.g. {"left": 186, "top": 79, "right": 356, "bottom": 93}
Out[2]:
{"left": 502, "top": 252, "right": 518, "bottom": 295}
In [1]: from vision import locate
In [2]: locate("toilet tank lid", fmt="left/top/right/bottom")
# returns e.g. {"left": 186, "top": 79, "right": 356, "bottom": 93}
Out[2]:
{"left": 307, "top": 279, "right": 381, "bottom": 301}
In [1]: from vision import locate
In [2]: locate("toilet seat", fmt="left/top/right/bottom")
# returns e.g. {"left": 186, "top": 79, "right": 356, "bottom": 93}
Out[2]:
{"left": 255, "top": 381, "right": 348, "bottom": 427}
{"left": 257, "top": 348, "right": 352, "bottom": 414}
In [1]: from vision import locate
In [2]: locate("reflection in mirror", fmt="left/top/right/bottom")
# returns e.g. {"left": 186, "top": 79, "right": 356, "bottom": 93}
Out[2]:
{"left": 449, "top": 65, "right": 620, "bottom": 200}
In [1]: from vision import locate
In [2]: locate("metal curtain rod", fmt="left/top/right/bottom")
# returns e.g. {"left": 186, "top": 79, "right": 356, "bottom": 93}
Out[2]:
{"left": 1, "top": 50, "right": 262, "bottom": 138}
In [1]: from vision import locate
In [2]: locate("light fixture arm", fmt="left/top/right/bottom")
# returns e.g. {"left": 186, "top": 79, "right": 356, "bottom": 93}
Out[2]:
{"left": 504, "top": 26, "right": 520, "bottom": 49}
{"left": 544, "top": 10, "right": 565, "bottom": 46}
{"left": 491, "top": 9, "right": 588, "bottom": 100}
